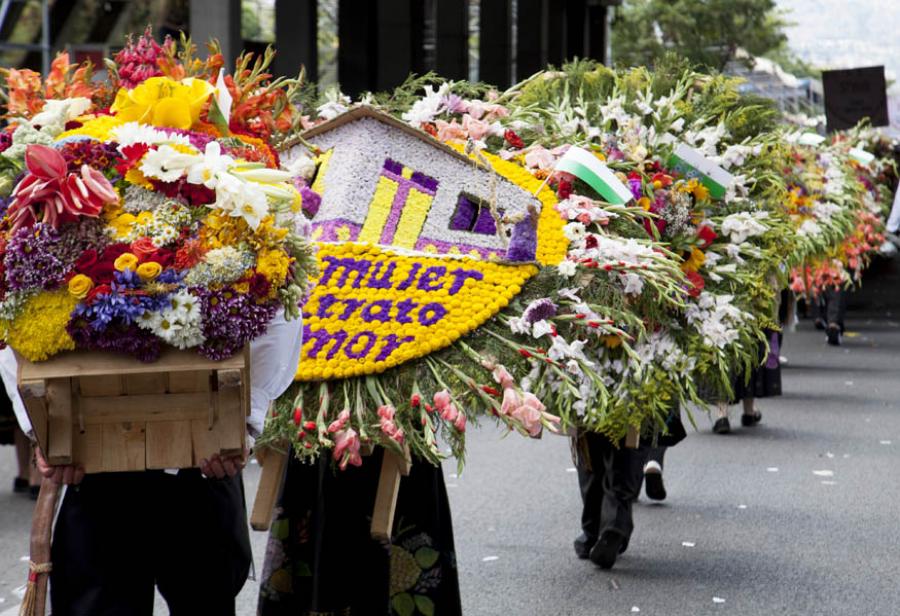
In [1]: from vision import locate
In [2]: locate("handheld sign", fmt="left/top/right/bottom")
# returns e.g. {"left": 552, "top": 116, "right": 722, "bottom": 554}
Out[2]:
{"left": 822, "top": 66, "right": 888, "bottom": 132}
{"left": 667, "top": 143, "right": 734, "bottom": 200}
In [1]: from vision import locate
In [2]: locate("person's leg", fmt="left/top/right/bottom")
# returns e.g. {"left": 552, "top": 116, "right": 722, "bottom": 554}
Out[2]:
{"left": 741, "top": 396, "right": 762, "bottom": 426}
{"left": 590, "top": 441, "right": 644, "bottom": 569}
{"left": 13, "top": 427, "right": 30, "bottom": 492}
{"left": 825, "top": 287, "right": 845, "bottom": 345}
{"left": 574, "top": 431, "right": 605, "bottom": 558}
{"left": 643, "top": 446, "right": 667, "bottom": 501}
{"left": 156, "top": 469, "right": 252, "bottom": 616}
{"left": 50, "top": 473, "right": 156, "bottom": 616}
{"left": 713, "top": 401, "right": 731, "bottom": 434}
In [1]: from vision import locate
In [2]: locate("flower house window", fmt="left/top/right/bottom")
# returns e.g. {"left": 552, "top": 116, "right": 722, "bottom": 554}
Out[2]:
{"left": 449, "top": 193, "right": 497, "bottom": 235}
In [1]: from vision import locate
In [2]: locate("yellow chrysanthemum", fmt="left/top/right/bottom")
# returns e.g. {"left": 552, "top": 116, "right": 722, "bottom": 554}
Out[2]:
{"left": 1, "top": 291, "right": 78, "bottom": 361}
{"left": 681, "top": 247, "right": 706, "bottom": 273}
{"left": 57, "top": 114, "right": 124, "bottom": 142}
{"left": 257, "top": 249, "right": 293, "bottom": 287}
{"left": 110, "top": 76, "right": 215, "bottom": 130}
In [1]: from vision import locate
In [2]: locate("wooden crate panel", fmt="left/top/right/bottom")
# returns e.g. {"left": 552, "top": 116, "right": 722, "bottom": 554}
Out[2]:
{"left": 146, "top": 421, "right": 194, "bottom": 469}
{"left": 78, "top": 375, "right": 123, "bottom": 397}
{"left": 123, "top": 373, "right": 169, "bottom": 395}
{"left": 101, "top": 423, "right": 146, "bottom": 472}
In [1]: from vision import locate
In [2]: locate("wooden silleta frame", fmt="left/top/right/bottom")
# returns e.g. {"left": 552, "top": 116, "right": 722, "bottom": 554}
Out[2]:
{"left": 16, "top": 347, "right": 250, "bottom": 473}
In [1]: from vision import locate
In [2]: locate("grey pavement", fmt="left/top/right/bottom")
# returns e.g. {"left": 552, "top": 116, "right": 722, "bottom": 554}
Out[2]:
{"left": 1, "top": 263, "right": 899, "bottom": 615}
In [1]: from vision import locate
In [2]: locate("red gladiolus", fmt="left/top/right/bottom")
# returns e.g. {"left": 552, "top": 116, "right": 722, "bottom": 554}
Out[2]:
{"left": 293, "top": 407, "right": 303, "bottom": 426}
{"left": 7, "top": 144, "right": 118, "bottom": 230}
{"left": 410, "top": 393, "right": 421, "bottom": 407}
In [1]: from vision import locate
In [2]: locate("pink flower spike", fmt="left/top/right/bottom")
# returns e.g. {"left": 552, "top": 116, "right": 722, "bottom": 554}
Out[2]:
{"left": 500, "top": 388, "right": 520, "bottom": 416}
{"left": 454, "top": 412, "right": 467, "bottom": 433}
{"left": 522, "top": 392, "right": 546, "bottom": 412}
{"left": 433, "top": 390, "right": 452, "bottom": 411}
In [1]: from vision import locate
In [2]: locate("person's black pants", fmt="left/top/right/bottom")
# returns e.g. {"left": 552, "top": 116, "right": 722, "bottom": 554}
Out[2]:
{"left": 50, "top": 469, "right": 252, "bottom": 616}
{"left": 576, "top": 432, "right": 644, "bottom": 544}
{"left": 816, "top": 288, "right": 847, "bottom": 330}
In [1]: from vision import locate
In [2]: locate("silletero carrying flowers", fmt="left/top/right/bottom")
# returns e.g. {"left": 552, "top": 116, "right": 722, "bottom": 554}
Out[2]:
{"left": 0, "top": 37, "right": 316, "bottom": 363}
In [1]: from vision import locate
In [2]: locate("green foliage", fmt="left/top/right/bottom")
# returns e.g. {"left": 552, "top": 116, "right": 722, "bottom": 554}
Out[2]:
{"left": 612, "top": 0, "right": 787, "bottom": 71}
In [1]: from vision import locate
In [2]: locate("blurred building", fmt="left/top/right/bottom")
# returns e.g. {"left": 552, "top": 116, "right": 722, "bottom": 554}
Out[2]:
{"left": 0, "top": 0, "right": 619, "bottom": 96}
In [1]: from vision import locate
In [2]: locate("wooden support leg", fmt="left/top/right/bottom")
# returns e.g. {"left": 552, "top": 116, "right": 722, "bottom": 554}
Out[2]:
{"left": 45, "top": 379, "right": 73, "bottom": 465}
{"left": 370, "top": 445, "right": 412, "bottom": 542}
{"left": 19, "top": 478, "right": 61, "bottom": 616}
{"left": 250, "top": 445, "right": 289, "bottom": 532}
{"left": 625, "top": 425, "right": 640, "bottom": 449}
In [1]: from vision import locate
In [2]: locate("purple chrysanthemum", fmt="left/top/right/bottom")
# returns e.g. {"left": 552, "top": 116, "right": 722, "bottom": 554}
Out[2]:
{"left": 522, "top": 298, "right": 558, "bottom": 324}
{"left": 194, "top": 286, "right": 277, "bottom": 360}
{"left": 506, "top": 214, "right": 537, "bottom": 262}
{"left": 67, "top": 318, "right": 162, "bottom": 362}
{"left": 4, "top": 220, "right": 109, "bottom": 291}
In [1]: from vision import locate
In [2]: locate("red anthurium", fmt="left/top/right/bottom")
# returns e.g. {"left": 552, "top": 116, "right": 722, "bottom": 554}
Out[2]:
{"left": 7, "top": 144, "right": 118, "bottom": 231}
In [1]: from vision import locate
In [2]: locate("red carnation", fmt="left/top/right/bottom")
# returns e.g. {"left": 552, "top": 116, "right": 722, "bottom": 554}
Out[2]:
{"left": 685, "top": 271, "right": 705, "bottom": 298}
{"left": 504, "top": 129, "right": 525, "bottom": 149}
{"left": 697, "top": 225, "right": 718, "bottom": 249}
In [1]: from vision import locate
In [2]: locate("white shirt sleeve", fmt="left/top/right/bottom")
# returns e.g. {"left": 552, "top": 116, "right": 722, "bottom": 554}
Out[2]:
{"left": 247, "top": 310, "right": 303, "bottom": 441}
{"left": 887, "top": 186, "right": 900, "bottom": 233}
{"left": 0, "top": 347, "right": 32, "bottom": 435}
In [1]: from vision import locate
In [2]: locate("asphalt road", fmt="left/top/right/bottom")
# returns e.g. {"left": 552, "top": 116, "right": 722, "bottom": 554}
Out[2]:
{"left": 1, "top": 263, "right": 899, "bottom": 615}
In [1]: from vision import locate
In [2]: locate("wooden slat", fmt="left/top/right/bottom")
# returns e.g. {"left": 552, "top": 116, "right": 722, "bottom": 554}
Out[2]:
{"left": 213, "top": 387, "right": 246, "bottom": 456}
{"left": 78, "top": 374, "right": 123, "bottom": 397}
{"left": 22, "top": 395, "right": 48, "bottom": 455}
{"left": 16, "top": 347, "right": 247, "bottom": 382}
{"left": 78, "top": 392, "right": 212, "bottom": 424}
{"left": 167, "top": 370, "right": 211, "bottom": 394}
{"left": 45, "top": 378, "right": 73, "bottom": 465}
{"left": 250, "top": 445, "right": 288, "bottom": 531}
{"left": 101, "top": 422, "right": 146, "bottom": 472}
{"left": 72, "top": 424, "right": 103, "bottom": 474}
{"left": 123, "top": 373, "right": 168, "bottom": 395}
{"left": 371, "top": 450, "right": 402, "bottom": 542}
{"left": 146, "top": 420, "right": 193, "bottom": 469}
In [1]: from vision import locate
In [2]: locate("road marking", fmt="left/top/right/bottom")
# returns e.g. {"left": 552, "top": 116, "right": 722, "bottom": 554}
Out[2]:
{"left": 812, "top": 470, "right": 834, "bottom": 477}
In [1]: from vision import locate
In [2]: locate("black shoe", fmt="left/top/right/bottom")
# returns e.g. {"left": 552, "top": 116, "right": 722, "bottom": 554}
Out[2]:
{"left": 826, "top": 325, "right": 841, "bottom": 346}
{"left": 589, "top": 532, "right": 625, "bottom": 569}
{"left": 13, "top": 477, "right": 28, "bottom": 494}
{"left": 645, "top": 471, "right": 667, "bottom": 501}
{"left": 574, "top": 533, "right": 596, "bottom": 559}
{"left": 713, "top": 417, "right": 731, "bottom": 434}
{"left": 814, "top": 318, "right": 826, "bottom": 330}
{"left": 741, "top": 410, "right": 762, "bottom": 427}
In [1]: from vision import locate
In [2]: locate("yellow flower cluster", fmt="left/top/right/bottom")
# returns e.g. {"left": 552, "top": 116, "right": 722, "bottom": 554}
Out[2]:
{"left": 111, "top": 76, "right": 215, "bottom": 130}
{"left": 449, "top": 144, "right": 568, "bottom": 266}
{"left": 257, "top": 249, "right": 293, "bottom": 290}
{"left": 296, "top": 243, "right": 537, "bottom": 381}
{"left": 1, "top": 291, "right": 78, "bottom": 361}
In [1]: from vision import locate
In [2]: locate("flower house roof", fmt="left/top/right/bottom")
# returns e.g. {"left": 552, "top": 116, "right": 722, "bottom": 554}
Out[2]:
{"left": 297, "top": 105, "right": 482, "bottom": 168}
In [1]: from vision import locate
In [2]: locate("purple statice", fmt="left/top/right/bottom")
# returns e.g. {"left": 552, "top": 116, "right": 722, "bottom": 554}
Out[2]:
{"left": 67, "top": 319, "right": 162, "bottom": 362}
{"left": 450, "top": 196, "right": 478, "bottom": 231}
{"left": 522, "top": 298, "right": 558, "bottom": 324}
{"left": 472, "top": 207, "right": 497, "bottom": 235}
{"left": 194, "top": 286, "right": 278, "bottom": 360}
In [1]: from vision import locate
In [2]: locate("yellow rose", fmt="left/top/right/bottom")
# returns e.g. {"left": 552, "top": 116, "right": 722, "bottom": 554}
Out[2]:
{"left": 114, "top": 252, "right": 139, "bottom": 272}
{"left": 68, "top": 274, "right": 94, "bottom": 299}
{"left": 136, "top": 261, "right": 162, "bottom": 281}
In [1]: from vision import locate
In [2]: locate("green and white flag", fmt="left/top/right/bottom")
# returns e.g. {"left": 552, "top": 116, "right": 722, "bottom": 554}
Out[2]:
{"left": 555, "top": 146, "right": 634, "bottom": 205}
{"left": 667, "top": 143, "right": 735, "bottom": 200}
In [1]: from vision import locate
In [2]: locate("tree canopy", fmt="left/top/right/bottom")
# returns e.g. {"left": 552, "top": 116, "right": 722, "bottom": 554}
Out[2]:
{"left": 612, "top": 0, "right": 788, "bottom": 71}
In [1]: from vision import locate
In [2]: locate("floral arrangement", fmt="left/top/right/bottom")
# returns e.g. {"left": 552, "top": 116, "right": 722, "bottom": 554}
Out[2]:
{"left": 259, "top": 60, "right": 892, "bottom": 469}
{"left": 0, "top": 32, "right": 316, "bottom": 363}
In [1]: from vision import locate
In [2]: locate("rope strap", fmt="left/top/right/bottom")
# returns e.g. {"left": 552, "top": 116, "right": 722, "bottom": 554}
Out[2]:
{"left": 19, "top": 561, "right": 52, "bottom": 616}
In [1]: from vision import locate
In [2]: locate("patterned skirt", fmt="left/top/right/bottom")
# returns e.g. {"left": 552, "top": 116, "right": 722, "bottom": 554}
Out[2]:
{"left": 257, "top": 448, "right": 462, "bottom": 616}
